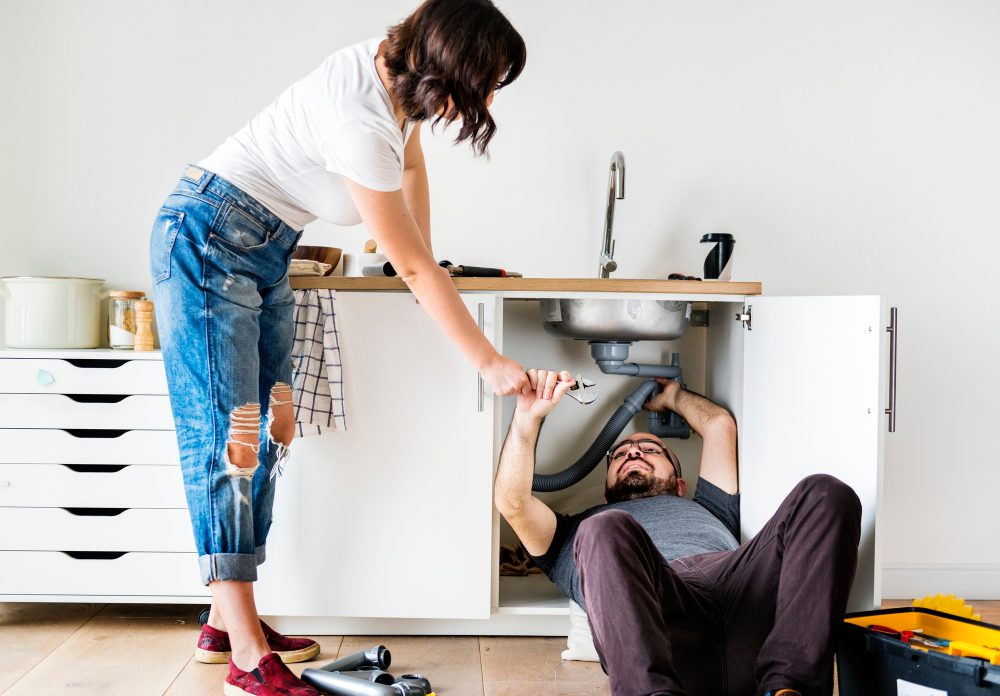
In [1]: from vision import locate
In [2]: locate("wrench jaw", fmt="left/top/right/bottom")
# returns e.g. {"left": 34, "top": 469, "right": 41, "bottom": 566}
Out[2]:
{"left": 566, "top": 375, "right": 599, "bottom": 405}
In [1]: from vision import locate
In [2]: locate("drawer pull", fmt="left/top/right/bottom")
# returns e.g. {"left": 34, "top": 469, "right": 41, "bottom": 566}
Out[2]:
{"left": 36, "top": 369, "right": 56, "bottom": 386}
{"left": 64, "top": 359, "right": 130, "bottom": 369}
{"left": 62, "top": 507, "right": 128, "bottom": 517}
{"left": 64, "top": 394, "right": 129, "bottom": 404}
{"left": 62, "top": 551, "right": 127, "bottom": 560}
{"left": 62, "top": 464, "right": 129, "bottom": 474}
{"left": 64, "top": 429, "right": 129, "bottom": 439}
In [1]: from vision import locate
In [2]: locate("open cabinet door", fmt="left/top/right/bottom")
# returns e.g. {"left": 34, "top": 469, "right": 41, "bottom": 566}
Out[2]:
{"left": 740, "top": 296, "right": 885, "bottom": 611}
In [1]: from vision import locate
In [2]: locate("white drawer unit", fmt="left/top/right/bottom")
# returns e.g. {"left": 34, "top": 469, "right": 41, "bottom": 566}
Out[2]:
{"left": 0, "top": 463, "right": 187, "bottom": 508}
{"left": 0, "top": 349, "right": 205, "bottom": 602}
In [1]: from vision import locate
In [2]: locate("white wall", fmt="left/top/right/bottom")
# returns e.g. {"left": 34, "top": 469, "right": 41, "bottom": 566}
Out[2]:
{"left": 2, "top": 0, "right": 998, "bottom": 597}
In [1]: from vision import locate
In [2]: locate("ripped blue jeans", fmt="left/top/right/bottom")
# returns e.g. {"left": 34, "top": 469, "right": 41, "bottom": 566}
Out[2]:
{"left": 150, "top": 165, "right": 302, "bottom": 585}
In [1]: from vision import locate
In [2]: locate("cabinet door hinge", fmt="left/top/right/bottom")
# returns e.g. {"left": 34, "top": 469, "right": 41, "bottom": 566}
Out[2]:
{"left": 735, "top": 305, "right": 752, "bottom": 330}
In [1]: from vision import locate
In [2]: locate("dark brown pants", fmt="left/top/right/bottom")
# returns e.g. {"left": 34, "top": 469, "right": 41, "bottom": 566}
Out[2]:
{"left": 574, "top": 474, "right": 862, "bottom": 696}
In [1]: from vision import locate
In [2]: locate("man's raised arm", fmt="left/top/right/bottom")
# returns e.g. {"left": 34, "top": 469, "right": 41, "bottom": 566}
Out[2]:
{"left": 645, "top": 379, "right": 739, "bottom": 494}
{"left": 494, "top": 369, "right": 575, "bottom": 557}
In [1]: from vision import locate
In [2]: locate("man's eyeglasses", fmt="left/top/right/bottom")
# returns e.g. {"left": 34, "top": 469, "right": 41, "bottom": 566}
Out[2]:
{"left": 607, "top": 439, "right": 682, "bottom": 478}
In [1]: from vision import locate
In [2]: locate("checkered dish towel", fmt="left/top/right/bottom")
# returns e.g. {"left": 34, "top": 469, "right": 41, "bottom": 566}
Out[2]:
{"left": 291, "top": 289, "right": 347, "bottom": 436}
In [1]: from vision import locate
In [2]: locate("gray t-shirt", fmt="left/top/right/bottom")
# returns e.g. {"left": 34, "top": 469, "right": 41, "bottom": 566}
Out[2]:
{"left": 530, "top": 478, "right": 741, "bottom": 607}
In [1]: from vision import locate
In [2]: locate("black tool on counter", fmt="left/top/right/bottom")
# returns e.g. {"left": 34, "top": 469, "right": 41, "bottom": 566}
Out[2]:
{"left": 438, "top": 259, "right": 522, "bottom": 277}
{"left": 667, "top": 273, "right": 702, "bottom": 281}
{"left": 364, "top": 260, "right": 520, "bottom": 278}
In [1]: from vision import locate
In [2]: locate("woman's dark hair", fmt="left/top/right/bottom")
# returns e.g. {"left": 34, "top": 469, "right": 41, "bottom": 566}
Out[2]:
{"left": 384, "top": 0, "right": 526, "bottom": 156}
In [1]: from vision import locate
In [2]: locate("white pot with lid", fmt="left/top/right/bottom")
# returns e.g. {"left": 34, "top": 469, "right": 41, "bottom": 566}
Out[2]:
{"left": 0, "top": 276, "right": 105, "bottom": 349}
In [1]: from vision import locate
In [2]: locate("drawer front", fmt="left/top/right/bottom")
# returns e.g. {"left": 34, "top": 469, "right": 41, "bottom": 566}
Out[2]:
{"left": 0, "top": 394, "right": 174, "bottom": 429}
{"left": 0, "top": 429, "right": 180, "bottom": 465}
{"left": 0, "top": 464, "right": 187, "bottom": 508}
{"left": 0, "top": 551, "right": 208, "bottom": 597}
{"left": 0, "top": 357, "right": 168, "bottom": 395}
{"left": 0, "top": 508, "right": 194, "bottom": 552}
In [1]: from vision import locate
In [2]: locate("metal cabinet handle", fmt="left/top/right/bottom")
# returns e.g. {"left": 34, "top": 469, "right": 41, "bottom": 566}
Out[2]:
{"left": 477, "top": 302, "right": 485, "bottom": 412}
{"left": 885, "top": 307, "right": 898, "bottom": 432}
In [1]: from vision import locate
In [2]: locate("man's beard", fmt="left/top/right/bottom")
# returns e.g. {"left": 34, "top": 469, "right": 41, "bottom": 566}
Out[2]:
{"left": 605, "top": 469, "right": 678, "bottom": 503}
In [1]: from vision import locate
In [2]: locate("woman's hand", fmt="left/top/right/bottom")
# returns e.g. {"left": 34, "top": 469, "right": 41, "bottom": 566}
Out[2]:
{"left": 515, "top": 369, "right": 575, "bottom": 420}
{"left": 481, "top": 355, "right": 530, "bottom": 396}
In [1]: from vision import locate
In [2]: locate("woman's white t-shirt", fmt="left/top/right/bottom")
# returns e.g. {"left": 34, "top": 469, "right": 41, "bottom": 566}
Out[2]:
{"left": 200, "top": 37, "right": 414, "bottom": 231}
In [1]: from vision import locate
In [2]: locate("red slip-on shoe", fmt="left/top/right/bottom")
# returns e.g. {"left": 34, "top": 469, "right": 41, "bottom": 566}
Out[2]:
{"left": 224, "top": 652, "right": 321, "bottom": 696}
{"left": 196, "top": 621, "right": 321, "bottom": 664}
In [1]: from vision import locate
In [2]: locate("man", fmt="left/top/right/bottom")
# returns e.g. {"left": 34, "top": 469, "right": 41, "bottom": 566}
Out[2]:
{"left": 495, "top": 369, "right": 862, "bottom": 696}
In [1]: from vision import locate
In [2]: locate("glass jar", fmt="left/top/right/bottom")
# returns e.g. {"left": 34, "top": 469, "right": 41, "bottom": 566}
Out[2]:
{"left": 108, "top": 290, "right": 146, "bottom": 349}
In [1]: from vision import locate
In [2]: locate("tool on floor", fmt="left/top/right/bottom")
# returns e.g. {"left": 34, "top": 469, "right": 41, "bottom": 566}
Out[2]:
{"left": 302, "top": 645, "right": 435, "bottom": 696}
{"left": 338, "top": 668, "right": 395, "bottom": 684}
{"left": 302, "top": 669, "right": 434, "bottom": 696}
{"left": 319, "top": 646, "right": 391, "bottom": 672}
{"left": 565, "top": 375, "right": 598, "bottom": 405}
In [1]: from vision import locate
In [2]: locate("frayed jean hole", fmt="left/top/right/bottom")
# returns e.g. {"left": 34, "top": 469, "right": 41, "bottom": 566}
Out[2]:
{"left": 266, "top": 383, "right": 295, "bottom": 448}
{"left": 227, "top": 403, "right": 261, "bottom": 474}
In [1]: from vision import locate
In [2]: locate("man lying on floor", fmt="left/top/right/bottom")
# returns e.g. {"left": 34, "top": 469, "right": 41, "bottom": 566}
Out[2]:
{"left": 494, "top": 369, "right": 862, "bottom": 696}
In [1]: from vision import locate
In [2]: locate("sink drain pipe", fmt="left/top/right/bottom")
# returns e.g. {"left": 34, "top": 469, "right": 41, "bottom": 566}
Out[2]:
{"left": 531, "top": 342, "right": 691, "bottom": 492}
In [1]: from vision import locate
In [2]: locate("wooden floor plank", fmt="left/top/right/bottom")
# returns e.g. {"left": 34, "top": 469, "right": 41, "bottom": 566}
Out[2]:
{"left": 335, "top": 635, "right": 485, "bottom": 696}
{"left": 481, "top": 637, "right": 610, "bottom": 696}
{"left": 4, "top": 604, "right": 201, "bottom": 696}
{"left": 0, "top": 602, "right": 105, "bottom": 693}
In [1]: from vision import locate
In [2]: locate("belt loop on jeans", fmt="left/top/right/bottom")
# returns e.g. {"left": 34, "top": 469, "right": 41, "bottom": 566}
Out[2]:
{"left": 182, "top": 165, "right": 215, "bottom": 193}
{"left": 196, "top": 171, "right": 215, "bottom": 193}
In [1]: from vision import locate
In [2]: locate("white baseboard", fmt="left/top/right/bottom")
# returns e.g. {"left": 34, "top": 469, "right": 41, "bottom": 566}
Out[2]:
{"left": 882, "top": 563, "right": 1000, "bottom": 600}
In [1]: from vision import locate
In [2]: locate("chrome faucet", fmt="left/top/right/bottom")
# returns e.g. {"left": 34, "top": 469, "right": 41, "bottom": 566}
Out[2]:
{"left": 599, "top": 151, "right": 625, "bottom": 278}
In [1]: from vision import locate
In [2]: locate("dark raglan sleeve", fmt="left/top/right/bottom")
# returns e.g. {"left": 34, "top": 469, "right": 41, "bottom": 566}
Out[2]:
{"left": 527, "top": 512, "right": 577, "bottom": 575}
{"left": 693, "top": 477, "right": 741, "bottom": 540}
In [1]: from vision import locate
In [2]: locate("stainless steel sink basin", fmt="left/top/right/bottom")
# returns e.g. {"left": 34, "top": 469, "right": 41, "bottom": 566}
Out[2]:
{"left": 540, "top": 298, "right": 691, "bottom": 341}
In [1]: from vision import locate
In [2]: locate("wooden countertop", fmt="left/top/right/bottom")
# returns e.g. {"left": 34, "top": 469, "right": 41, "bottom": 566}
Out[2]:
{"left": 289, "top": 276, "right": 762, "bottom": 295}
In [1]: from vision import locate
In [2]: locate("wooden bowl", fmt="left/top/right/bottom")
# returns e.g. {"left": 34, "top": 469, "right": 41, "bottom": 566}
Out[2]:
{"left": 292, "top": 246, "right": 342, "bottom": 275}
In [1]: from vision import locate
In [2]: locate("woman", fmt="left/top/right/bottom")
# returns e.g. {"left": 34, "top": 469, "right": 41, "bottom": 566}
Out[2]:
{"left": 149, "top": 1, "right": 528, "bottom": 693}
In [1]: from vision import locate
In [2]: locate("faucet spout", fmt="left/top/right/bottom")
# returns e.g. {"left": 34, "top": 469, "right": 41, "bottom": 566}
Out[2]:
{"left": 600, "top": 151, "right": 625, "bottom": 278}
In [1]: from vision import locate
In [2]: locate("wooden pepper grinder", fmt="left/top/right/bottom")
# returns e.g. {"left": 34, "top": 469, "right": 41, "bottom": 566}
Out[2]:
{"left": 133, "top": 300, "right": 155, "bottom": 351}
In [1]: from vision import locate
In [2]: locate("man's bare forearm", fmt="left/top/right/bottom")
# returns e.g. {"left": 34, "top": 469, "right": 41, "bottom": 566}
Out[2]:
{"left": 672, "top": 388, "right": 735, "bottom": 438}
{"left": 494, "top": 411, "right": 542, "bottom": 514}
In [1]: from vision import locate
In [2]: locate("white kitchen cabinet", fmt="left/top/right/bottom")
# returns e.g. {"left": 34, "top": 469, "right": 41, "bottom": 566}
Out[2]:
{"left": 261, "top": 288, "right": 888, "bottom": 635}
{"left": 255, "top": 293, "right": 499, "bottom": 620}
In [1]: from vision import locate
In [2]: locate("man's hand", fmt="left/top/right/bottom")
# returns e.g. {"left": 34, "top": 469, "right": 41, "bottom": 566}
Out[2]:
{"left": 515, "top": 369, "right": 576, "bottom": 422}
{"left": 643, "top": 377, "right": 683, "bottom": 413}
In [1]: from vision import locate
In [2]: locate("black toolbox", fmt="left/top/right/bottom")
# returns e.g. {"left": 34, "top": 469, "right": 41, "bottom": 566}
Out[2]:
{"left": 838, "top": 607, "right": 1000, "bottom": 695}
